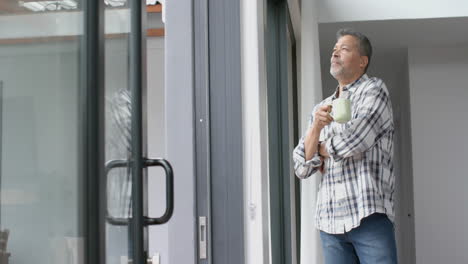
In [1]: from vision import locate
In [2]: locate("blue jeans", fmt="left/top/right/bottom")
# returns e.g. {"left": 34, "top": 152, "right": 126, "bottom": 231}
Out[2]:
{"left": 320, "top": 213, "right": 398, "bottom": 264}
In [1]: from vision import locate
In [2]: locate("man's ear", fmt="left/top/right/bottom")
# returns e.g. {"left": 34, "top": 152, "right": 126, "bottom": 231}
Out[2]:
{"left": 360, "top": 56, "right": 369, "bottom": 69}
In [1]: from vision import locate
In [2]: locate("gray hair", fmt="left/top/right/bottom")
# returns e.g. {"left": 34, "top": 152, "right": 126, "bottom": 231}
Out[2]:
{"left": 336, "top": 28, "right": 372, "bottom": 73}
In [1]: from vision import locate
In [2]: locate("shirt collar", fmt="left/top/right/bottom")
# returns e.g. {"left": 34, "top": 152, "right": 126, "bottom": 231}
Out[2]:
{"left": 332, "top": 74, "right": 369, "bottom": 99}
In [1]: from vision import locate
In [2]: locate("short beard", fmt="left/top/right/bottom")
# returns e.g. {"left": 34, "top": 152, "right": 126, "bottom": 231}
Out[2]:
{"left": 330, "top": 66, "right": 344, "bottom": 79}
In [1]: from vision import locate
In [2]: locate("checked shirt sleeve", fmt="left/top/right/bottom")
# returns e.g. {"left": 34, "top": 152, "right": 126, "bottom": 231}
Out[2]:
{"left": 326, "top": 80, "right": 393, "bottom": 162}
{"left": 293, "top": 106, "right": 323, "bottom": 179}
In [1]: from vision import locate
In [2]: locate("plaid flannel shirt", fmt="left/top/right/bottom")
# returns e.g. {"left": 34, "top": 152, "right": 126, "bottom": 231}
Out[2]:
{"left": 293, "top": 74, "right": 395, "bottom": 234}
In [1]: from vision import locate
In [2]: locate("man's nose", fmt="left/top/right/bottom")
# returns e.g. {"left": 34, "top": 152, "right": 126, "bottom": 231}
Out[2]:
{"left": 332, "top": 50, "right": 339, "bottom": 57}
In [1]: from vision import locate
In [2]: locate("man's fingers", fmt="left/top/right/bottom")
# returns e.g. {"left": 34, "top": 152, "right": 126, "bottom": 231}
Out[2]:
{"left": 317, "top": 111, "right": 332, "bottom": 120}
{"left": 318, "top": 104, "right": 332, "bottom": 112}
{"left": 317, "top": 114, "right": 333, "bottom": 124}
{"left": 318, "top": 116, "right": 331, "bottom": 123}
{"left": 317, "top": 110, "right": 328, "bottom": 117}
{"left": 313, "top": 105, "right": 334, "bottom": 127}
{"left": 321, "top": 112, "right": 334, "bottom": 122}
{"left": 317, "top": 110, "right": 333, "bottom": 123}
{"left": 318, "top": 155, "right": 325, "bottom": 173}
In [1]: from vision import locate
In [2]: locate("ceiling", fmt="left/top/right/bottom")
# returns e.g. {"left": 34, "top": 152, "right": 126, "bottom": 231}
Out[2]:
{"left": 318, "top": 16, "right": 468, "bottom": 56}
{"left": 318, "top": 16, "right": 468, "bottom": 95}
{"left": 0, "top": 0, "right": 160, "bottom": 14}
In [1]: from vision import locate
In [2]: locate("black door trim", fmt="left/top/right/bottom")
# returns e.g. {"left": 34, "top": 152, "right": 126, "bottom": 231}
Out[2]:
{"left": 82, "top": 0, "right": 105, "bottom": 263}
{"left": 129, "top": 0, "right": 146, "bottom": 262}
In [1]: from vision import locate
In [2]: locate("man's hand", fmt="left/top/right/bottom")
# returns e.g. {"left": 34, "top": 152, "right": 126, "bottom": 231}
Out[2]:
{"left": 319, "top": 156, "right": 325, "bottom": 173}
{"left": 318, "top": 143, "right": 330, "bottom": 174}
{"left": 319, "top": 142, "right": 330, "bottom": 158}
{"left": 304, "top": 105, "right": 333, "bottom": 161}
{"left": 312, "top": 104, "right": 334, "bottom": 131}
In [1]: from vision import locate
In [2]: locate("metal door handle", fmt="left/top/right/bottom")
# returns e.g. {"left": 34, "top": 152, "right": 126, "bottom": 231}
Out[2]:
{"left": 143, "top": 158, "right": 174, "bottom": 225}
{"left": 105, "top": 159, "right": 131, "bottom": 226}
{"left": 104, "top": 158, "right": 174, "bottom": 226}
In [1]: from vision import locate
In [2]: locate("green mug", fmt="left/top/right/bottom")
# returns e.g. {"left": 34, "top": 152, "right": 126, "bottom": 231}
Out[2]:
{"left": 330, "top": 98, "right": 351, "bottom": 123}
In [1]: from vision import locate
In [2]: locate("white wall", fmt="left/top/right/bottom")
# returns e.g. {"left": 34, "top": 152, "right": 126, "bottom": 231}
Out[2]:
{"left": 146, "top": 37, "right": 168, "bottom": 262}
{"left": 318, "top": 0, "right": 468, "bottom": 23}
{"left": 299, "top": 0, "right": 324, "bottom": 263}
{"left": 240, "top": 0, "right": 271, "bottom": 263}
{"left": 409, "top": 46, "right": 468, "bottom": 264}
{"left": 360, "top": 50, "right": 414, "bottom": 264}
{"left": 165, "top": 0, "right": 197, "bottom": 263}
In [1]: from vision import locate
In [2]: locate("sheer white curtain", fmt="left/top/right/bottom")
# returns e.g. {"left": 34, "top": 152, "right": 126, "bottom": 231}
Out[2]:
{"left": 300, "top": 0, "right": 324, "bottom": 263}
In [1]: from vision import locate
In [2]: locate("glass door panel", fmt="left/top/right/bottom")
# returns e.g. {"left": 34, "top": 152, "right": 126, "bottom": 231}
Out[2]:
{"left": 0, "top": 1, "right": 84, "bottom": 263}
{"left": 0, "top": 2, "right": 173, "bottom": 264}
{"left": 104, "top": 1, "right": 173, "bottom": 263}
{"left": 104, "top": 1, "right": 132, "bottom": 263}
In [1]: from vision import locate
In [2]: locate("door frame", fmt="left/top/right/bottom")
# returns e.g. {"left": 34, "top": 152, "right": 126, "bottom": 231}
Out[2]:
{"left": 266, "top": 0, "right": 301, "bottom": 263}
{"left": 82, "top": 0, "right": 105, "bottom": 263}
{"left": 194, "top": 0, "right": 244, "bottom": 263}
{"left": 193, "top": 0, "right": 212, "bottom": 263}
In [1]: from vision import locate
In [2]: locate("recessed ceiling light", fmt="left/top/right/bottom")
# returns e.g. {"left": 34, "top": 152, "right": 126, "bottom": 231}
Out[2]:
{"left": 19, "top": 0, "right": 78, "bottom": 12}
{"left": 104, "top": 0, "right": 126, "bottom": 7}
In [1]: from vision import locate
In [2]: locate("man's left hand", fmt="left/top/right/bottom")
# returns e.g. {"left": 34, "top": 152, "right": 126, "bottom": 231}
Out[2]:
{"left": 319, "top": 142, "right": 330, "bottom": 158}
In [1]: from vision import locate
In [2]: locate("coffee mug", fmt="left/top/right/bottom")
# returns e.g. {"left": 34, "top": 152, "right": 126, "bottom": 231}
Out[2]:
{"left": 330, "top": 98, "right": 351, "bottom": 123}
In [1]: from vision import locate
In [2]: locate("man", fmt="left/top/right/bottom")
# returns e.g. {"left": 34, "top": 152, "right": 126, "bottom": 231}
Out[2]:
{"left": 293, "top": 29, "right": 397, "bottom": 263}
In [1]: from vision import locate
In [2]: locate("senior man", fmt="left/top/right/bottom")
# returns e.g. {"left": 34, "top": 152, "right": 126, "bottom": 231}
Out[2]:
{"left": 293, "top": 29, "right": 397, "bottom": 264}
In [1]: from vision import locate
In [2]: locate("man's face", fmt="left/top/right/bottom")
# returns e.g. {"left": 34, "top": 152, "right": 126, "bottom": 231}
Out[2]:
{"left": 330, "top": 35, "right": 367, "bottom": 80}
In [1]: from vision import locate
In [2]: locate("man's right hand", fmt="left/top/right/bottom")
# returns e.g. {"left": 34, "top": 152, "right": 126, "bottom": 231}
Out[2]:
{"left": 319, "top": 156, "right": 325, "bottom": 173}
{"left": 304, "top": 104, "right": 334, "bottom": 161}
{"left": 312, "top": 104, "right": 334, "bottom": 131}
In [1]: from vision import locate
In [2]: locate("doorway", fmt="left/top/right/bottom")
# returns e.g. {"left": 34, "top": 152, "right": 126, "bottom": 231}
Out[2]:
{"left": 318, "top": 17, "right": 468, "bottom": 263}
{"left": 265, "top": 0, "right": 301, "bottom": 263}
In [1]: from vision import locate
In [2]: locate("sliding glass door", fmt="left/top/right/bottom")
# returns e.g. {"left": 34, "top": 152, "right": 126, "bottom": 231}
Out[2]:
{"left": 103, "top": 1, "right": 173, "bottom": 264}
{"left": 0, "top": 1, "right": 174, "bottom": 263}
{"left": 0, "top": 1, "right": 84, "bottom": 263}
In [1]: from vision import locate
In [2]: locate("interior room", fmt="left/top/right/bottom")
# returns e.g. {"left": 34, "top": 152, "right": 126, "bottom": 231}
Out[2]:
{"left": 318, "top": 16, "right": 468, "bottom": 264}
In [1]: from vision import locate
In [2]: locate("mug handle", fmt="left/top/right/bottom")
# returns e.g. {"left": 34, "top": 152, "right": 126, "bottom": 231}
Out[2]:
{"left": 327, "top": 104, "right": 334, "bottom": 119}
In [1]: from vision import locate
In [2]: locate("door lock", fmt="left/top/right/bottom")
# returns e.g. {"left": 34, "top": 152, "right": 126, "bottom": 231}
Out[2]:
{"left": 199, "top": 216, "right": 207, "bottom": 259}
